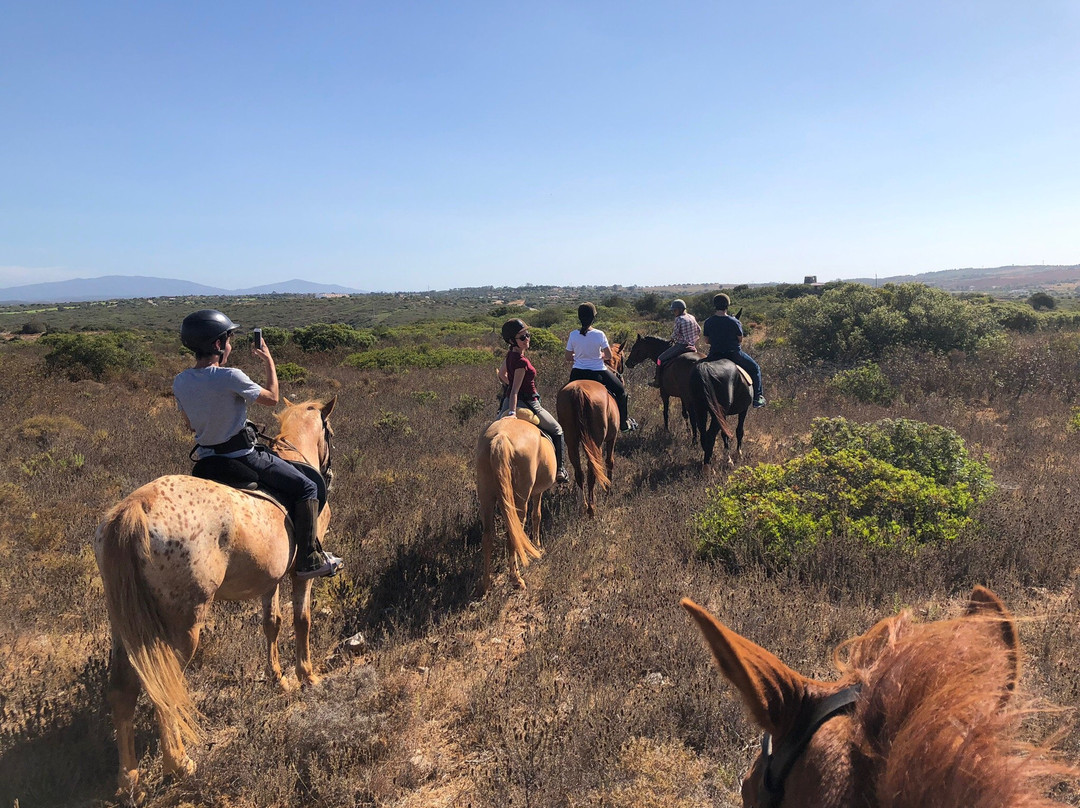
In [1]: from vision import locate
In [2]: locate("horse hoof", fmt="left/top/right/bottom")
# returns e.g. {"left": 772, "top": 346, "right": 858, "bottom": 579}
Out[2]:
{"left": 512, "top": 575, "right": 527, "bottom": 590}
{"left": 117, "top": 770, "right": 145, "bottom": 806}
{"left": 164, "top": 755, "right": 197, "bottom": 779}
{"left": 300, "top": 672, "right": 323, "bottom": 688}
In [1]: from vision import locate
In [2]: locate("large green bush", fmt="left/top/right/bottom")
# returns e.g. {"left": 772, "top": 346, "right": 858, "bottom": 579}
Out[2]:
{"left": 695, "top": 417, "right": 993, "bottom": 567}
{"left": 292, "top": 323, "right": 376, "bottom": 352}
{"left": 787, "top": 283, "right": 999, "bottom": 362}
{"left": 41, "top": 331, "right": 154, "bottom": 380}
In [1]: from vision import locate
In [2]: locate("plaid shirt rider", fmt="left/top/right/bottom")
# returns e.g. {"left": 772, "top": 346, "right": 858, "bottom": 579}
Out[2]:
{"left": 671, "top": 312, "right": 701, "bottom": 349}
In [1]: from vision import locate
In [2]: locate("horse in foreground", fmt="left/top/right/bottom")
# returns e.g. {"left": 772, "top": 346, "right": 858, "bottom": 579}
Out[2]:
{"left": 624, "top": 334, "right": 703, "bottom": 436}
{"left": 556, "top": 342, "right": 624, "bottom": 517}
{"left": 94, "top": 397, "right": 337, "bottom": 799}
{"left": 688, "top": 358, "right": 751, "bottom": 467}
{"left": 475, "top": 415, "right": 554, "bottom": 593}
{"left": 683, "top": 586, "right": 1075, "bottom": 808}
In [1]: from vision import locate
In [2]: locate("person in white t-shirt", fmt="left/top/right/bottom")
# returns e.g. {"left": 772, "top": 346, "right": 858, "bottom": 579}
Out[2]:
{"left": 564, "top": 302, "right": 637, "bottom": 432}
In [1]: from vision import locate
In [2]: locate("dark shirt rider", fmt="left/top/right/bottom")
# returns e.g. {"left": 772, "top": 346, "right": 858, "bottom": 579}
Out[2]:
{"left": 701, "top": 294, "right": 766, "bottom": 408}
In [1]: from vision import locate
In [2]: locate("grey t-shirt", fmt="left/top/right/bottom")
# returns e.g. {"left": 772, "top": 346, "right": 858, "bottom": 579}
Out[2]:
{"left": 173, "top": 366, "right": 262, "bottom": 458}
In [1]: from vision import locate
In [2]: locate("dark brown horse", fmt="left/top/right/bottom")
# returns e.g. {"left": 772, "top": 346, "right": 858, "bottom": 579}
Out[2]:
{"left": 624, "top": 334, "right": 704, "bottom": 437}
{"left": 683, "top": 586, "right": 1075, "bottom": 808}
{"left": 556, "top": 343, "right": 624, "bottom": 517}
{"left": 689, "top": 358, "right": 752, "bottom": 467}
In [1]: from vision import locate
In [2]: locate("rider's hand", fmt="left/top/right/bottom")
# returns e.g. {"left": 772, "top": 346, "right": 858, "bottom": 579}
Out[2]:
{"left": 252, "top": 343, "right": 273, "bottom": 363}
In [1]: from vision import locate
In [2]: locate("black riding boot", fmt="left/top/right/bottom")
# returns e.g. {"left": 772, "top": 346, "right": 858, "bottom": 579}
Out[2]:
{"left": 650, "top": 362, "right": 662, "bottom": 388}
{"left": 552, "top": 432, "right": 568, "bottom": 481}
{"left": 292, "top": 499, "right": 340, "bottom": 580}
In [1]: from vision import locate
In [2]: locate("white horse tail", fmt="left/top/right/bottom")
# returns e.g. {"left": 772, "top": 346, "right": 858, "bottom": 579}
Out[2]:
{"left": 99, "top": 495, "right": 201, "bottom": 745}
{"left": 490, "top": 432, "right": 543, "bottom": 568}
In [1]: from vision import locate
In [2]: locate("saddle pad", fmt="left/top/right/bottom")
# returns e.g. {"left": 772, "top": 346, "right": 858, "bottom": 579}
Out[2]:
{"left": 735, "top": 364, "right": 753, "bottom": 387}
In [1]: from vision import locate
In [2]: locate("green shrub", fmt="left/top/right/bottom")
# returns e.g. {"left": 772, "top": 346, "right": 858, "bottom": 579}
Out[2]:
{"left": 524, "top": 327, "right": 563, "bottom": 353}
{"left": 292, "top": 323, "right": 376, "bottom": 352}
{"left": 373, "top": 410, "right": 412, "bottom": 436}
{"left": 276, "top": 362, "right": 308, "bottom": 383}
{"left": 410, "top": 390, "right": 439, "bottom": 405}
{"left": 21, "top": 318, "right": 48, "bottom": 335}
{"left": 41, "top": 331, "right": 154, "bottom": 380}
{"left": 451, "top": 393, "right": 487, "bottom": 423}
{"left": 1028, "top": 291, "right": 1056, "bottom": 311}
{"left": 343, "top": 346, "right": 493, "bottom": 370}
{"left": 532, "top": 306, "right": 569, "bottom": 329}
{"left": 1068, "top": 407, "right": 1080, "bottom": 434}
{"left": 787, "top": 283, "right": 999, "bottom": 362}
{"left": 695, "top": 417, "right": 993, "bottom": 567}
{"left": 827, "top": 362, "right": 894, "bottom": 405}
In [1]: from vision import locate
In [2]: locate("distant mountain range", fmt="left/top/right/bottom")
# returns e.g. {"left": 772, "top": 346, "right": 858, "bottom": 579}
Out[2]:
{"left": 0, "top": 275, "right": 367, "bottom": 304}
{"left": 846, "top": 264, "right": 1080, "bottom": 292}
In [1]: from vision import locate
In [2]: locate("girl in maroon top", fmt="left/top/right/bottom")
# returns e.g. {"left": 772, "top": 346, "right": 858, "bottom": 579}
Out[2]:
{"left": 497, "top": 318, "right": 568, "bottom": 481}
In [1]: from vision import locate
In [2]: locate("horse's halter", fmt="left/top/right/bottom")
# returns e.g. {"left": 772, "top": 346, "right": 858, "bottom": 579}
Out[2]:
{"left": 753, "top": 683, "right": 862, "bottom": 808}
{"left": 268, "top": 414, "right": 334, "bottom": 489}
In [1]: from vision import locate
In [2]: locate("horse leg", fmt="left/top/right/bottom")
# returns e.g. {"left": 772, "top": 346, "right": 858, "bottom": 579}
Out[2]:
{"left": 662, "top": 393, "right": 671, "bottom": 431}
{"left": 585, "top": 460, "right": 596, "bottom": 518}
{"left": 261, "top": 585, "right": 285, "bottom": 688}
{"left": 291, "top": 579, "right": 320, "bottom": 687}
{"left": 734, "top": 412, "right": 747, "bottom": 463}
{"left": 107, "top": 639, "right": 143, "bottom": 800}
{"left": 157, "top": 614, "right": 205, "bottom": 780}
{"left": 720, "top": 425, "right": 734, "bottom": 468}
{"left": 701, "top": 417, "right": 721, "bottom": 468}
{"left": 528, "top": 490, "right": 544, "bottom": 549}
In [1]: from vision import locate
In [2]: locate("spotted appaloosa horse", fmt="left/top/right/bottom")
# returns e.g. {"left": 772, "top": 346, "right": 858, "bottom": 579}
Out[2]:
{"left": 683, "top": 586, "right": 1075, "bottom": 808}
{"left": 555, "top": 342, "right": 625, "bottom": 517}
{"left": 94, "top": 397, "right": 336, "bottom": 800}
{"left": 475, "top": 414, "right": 555, "bottom": 594}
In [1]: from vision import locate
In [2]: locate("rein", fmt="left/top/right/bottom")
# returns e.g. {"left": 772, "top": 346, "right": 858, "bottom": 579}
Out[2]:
{"left": 756, "top": 683, "right": 862, "bottom": 808}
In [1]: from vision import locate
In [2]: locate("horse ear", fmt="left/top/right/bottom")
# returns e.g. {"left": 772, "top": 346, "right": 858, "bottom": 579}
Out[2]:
{"left": 682, "top": 598, "right": 811, "bottom": 736}
{"left": 964, "top": 586, "right": 1020, "bottom": 695}
{"left": 282, "top": 396, "right": 295, "bottom": 408}
{"left": 322, "top": 396, "right": 337, "bottom": 419}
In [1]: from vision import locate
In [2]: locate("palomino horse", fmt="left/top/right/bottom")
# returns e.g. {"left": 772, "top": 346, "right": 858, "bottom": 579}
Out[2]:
{"left": 624, "top": 334, "right": 704, "bottom": 437}
{"left": 683, "top": 586, "right": 1074, "bottom": 808}
{"left": 688, "top": 358, "right": 751, "bottom": 467}
{"left": 555, "top": 343, "right": 624, "bottom": 517}
{"left": 94, "top": 397, "right": 337, "bottom": 799}
{"left": 475, "top": 414, "right": 555, "bottom": 594}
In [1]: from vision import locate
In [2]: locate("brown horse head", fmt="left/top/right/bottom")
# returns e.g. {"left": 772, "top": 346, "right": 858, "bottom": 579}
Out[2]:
{"left": 607, "top": 341, "right": 625, "bottom": 375}
{"left": 683, "top": 587, "right": 1074, "bottom": 808}
{"left": 624, "top": 334, "right": 669, "bottom": 369}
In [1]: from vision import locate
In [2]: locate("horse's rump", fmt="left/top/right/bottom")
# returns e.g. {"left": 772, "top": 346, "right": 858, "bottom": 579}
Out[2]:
{"left": 689, "top": 360, "right": 740, "bottom": 439}
{"left": 557, "top": 380, "right": 614, "bottom": 490}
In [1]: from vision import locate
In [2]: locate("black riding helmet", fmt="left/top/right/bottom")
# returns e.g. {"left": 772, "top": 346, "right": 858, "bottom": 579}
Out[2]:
{"left": 181, "top": 309, "right": 239, "bottom": 355}
{"left": 500, "top": 318, "right": 530, "bottom": 346}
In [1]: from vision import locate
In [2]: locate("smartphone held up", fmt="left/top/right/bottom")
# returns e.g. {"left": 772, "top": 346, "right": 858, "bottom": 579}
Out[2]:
{"left": 253, "top": 328, "right": 263, "bottom": 349}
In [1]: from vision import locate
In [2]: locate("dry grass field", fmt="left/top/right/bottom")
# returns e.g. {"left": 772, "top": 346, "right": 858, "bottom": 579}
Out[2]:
{"left": 3, "top": 324, "right": 1080, "bottom": 807}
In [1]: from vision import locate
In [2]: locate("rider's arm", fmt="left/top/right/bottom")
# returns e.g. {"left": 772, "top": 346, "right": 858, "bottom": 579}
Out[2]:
{"left": 252, "top": 343, "right": 279, "bottom": 407}
{"left": 180, "top": 409, "right": 194, "bottom": 433}
{"left": 564, "top": 349, "right": 576, "bottom": 364}
{"left": 506, "top": 368, "right": 526, "bottom": 414}
{"left": 602, "top": 346, "right": 613, "bottom": 363}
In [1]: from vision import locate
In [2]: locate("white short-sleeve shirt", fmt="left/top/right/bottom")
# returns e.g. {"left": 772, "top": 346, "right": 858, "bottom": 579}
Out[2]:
{"left": 566, "top": 328, "right": 610, "bottom": 371}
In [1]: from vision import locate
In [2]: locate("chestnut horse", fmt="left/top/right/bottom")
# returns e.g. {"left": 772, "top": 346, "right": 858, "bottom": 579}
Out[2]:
{"left": 624, "top": 334, "right": 704, "bottom": 437}
{"left": 475, "top": 414, "right": 555, "bottom": 594}
{"left": 94, "top": 397, "right": 337, "bottom": 799}
{"left": 683, "top": 586, "right": 1075, "bottom": 808}
{"left": 556, "top": 343, "right": 624, "bottom": 517}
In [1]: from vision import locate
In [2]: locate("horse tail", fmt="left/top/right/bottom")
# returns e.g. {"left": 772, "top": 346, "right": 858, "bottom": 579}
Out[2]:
{"left": 690, "top": 365, "right": 733, "bottom": 440}
{"left": 490, "top": 433, "right": 543, "bottom": 569}
{"left": 570, "top": 386, "right": 610, "bottom": 490}
{"left": 99, "top": 495, "right": 201, "bottom": 745}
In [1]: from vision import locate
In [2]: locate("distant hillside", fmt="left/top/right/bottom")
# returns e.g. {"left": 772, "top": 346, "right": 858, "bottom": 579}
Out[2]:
{"left": 0, "top": 275, "right": 366, "bottom": 304}
{"left": 846, "top": 264, "right": 1080, "bottom": 293}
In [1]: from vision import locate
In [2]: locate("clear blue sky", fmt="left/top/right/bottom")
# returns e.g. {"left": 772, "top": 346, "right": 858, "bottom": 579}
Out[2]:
{"left": 2, "top": 1, "right": 1078, "bottom": 292}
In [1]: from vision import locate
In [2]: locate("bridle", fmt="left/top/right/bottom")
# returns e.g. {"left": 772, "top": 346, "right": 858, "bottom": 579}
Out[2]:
{"left": 264, "top": 415, "right": 334, "bottom": 489}
{"left": 754, "top": 683, "right": 862, "bottom": 808}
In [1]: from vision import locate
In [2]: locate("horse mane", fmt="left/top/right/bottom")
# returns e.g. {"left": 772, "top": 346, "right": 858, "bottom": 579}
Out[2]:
{"left": 835, "top": 610, "right": 1075, "bottom": 808}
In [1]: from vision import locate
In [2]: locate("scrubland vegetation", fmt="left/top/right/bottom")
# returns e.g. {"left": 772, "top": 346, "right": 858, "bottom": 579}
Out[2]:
{"left": 3, "top": 282, "right": 1080, "bottom": 806}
